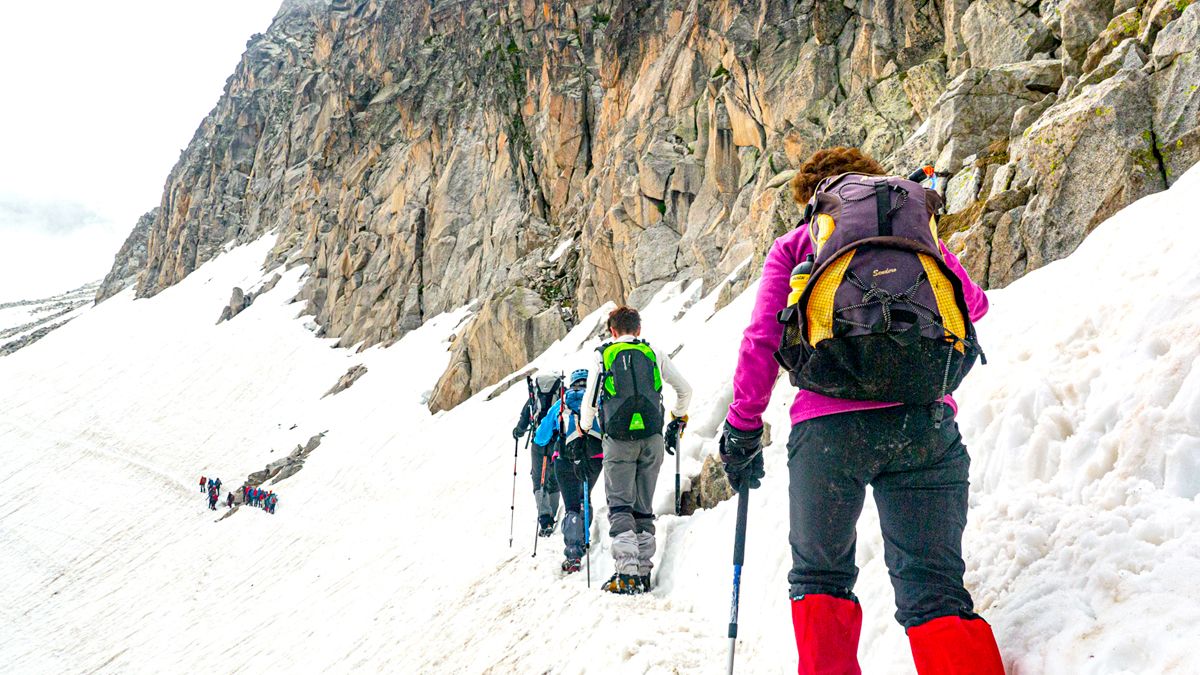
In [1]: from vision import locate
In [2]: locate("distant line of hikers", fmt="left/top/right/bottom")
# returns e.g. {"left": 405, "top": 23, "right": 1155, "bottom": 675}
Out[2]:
{"left": 242, "top": 485, "right": 278, "bottom": 513}
{"left": 197, "top": 475, "right": 277, "bottom": 514}
{"left": 510, "top": 147, "right": 1005, "bottom": 674}
{"left": 200, "top": 476, "right": 222, "bottom": 510}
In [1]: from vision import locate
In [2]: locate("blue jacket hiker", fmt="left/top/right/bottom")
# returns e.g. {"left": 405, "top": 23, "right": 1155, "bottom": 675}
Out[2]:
{"left": 535, "top": 369, "right": 604, "bottom": 574}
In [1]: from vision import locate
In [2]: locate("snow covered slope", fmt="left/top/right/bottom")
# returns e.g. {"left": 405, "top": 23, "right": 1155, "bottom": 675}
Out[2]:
{"left": 2, "top": 165, "right": 1200, "bottom": 674}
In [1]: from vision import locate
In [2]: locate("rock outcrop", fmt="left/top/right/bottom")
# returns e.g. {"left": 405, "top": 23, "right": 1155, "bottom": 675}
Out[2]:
{"left": 99, "top": 0, "right": 1200, "bottom": 410}
{"left": 1, "top": 283, "right": 99, "bottom": 357}
{"left": 428, "top": 287, "right": 567, "bottom": 412}
{"left": 217, "top": 287, "right": 250, "bottom": 324}
{"left": 246, "top": 432, "right": 326, "bottom": 486}
{"left": 323, "top": 364, "right": 368, "bottom": 397}
{"left": 95, "top": 209, "right": 156, "bottom": 302}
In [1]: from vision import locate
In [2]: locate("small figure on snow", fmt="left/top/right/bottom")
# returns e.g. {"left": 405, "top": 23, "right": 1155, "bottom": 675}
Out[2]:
{"left": 199, "top": 476, "right": 207, "bottom": 494}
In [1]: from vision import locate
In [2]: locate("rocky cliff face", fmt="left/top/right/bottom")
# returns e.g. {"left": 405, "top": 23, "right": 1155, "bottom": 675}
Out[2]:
{"left": 96, "top": 208, "right": 156, "bottom": 302}
{"left": 100, "top": 0, "right": 1200, "bottom": 410}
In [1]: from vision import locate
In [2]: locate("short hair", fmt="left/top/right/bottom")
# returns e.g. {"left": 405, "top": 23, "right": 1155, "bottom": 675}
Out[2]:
{"left": 790, "top": 147, "right": 886, "bottom": 205}
{"left": 607, "top": 306, "right": 641, "bottom": 335}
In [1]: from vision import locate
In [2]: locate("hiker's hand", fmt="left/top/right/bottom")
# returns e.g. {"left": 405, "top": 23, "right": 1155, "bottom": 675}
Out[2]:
{"left": 719, "top": 422, "right": 765, "bottom": 491}
{"left": 512, "top": 425, "right": 523, "bottom": 439}
{"left": 664, "top": 415, "right": 688, "bottom": 455}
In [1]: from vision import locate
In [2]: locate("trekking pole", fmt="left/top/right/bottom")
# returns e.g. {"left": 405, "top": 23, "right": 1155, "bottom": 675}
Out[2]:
{"left": 509, "top": 437, "right": 519, "bottom": 547}
{"left": 584, "top": 473, "right": 591, "bottom": 588}
{"left": 673, "top": 420, "right": 686, "bottom": 515}
{"left": 532, "top": 455, "right": 548, "bottom": 558}
{"left": 727, "top": 490, "right": 749, "bottom": 675}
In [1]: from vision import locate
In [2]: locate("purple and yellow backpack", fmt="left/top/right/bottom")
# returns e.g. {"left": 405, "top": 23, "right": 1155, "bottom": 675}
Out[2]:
{"left": 774, "top": 172, "right": 984, "bottom": 412}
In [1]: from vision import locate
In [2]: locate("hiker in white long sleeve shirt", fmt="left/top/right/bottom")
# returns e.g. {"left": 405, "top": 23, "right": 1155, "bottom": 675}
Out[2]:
{"left": 579, "top": 305, "right": 692, "bottom": 594}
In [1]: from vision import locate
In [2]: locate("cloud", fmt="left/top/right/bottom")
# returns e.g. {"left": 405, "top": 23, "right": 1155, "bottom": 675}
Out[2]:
{"left": 0, "top": 197, "right": 106, "bottom": 235}
{"left": 0, "top": 197, "right": 128, "bottom": 302}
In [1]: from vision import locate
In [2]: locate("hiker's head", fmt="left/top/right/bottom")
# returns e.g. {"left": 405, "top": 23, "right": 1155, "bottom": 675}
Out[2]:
{"left": 608, "top": 306, "right": 641, "bottom": 338}
{"left": 569, "top": 369, "right": 589, "bottom": 389}
{"left": 790, "top": 147, "right": 885, "bottom": 205}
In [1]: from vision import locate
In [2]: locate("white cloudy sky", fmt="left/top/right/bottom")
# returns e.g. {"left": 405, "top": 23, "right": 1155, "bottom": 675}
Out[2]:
{"left": 0, "top": 0, "right": 283, "bottom": 302}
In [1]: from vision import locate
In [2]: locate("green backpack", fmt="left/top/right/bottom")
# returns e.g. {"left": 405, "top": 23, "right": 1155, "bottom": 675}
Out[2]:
{"left": 596, "top": 340, "right": 664, "bottom": 441}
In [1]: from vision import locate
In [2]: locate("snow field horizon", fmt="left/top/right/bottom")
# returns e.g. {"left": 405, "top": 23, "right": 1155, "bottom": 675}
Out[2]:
{"left": 0, "top": 165, "right": 1198, "bottom": 673}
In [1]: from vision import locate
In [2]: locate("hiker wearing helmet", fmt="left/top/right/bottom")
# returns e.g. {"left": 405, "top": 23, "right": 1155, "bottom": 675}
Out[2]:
{"left": 580, "top": 306, "right": 692, "bottom": 595}
{"left": 720, "top": 147, "right": 1003, "bottom": 674}
{"left": 532, "top": 369, "right": 603, "bottom": 574}
{"left": 515, "top": 372, "right": 564, "bottom": 537}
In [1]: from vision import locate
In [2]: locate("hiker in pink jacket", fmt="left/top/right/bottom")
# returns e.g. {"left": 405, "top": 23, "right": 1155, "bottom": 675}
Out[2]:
{"left": 719, "top": 148, "right": 1003, "bottom": 675}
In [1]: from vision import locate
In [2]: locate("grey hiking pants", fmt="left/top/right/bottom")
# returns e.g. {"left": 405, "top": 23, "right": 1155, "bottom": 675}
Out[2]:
{"left": 531, "top": 442, "right": 560, "bottom": 526}
{"left": 603, "top": 433, "right": 664, "bottom": 576}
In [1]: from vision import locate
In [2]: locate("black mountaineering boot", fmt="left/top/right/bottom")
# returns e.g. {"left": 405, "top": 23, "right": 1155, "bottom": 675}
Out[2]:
{"left": 639, "top": 574, "right": 651, "bottom": 593}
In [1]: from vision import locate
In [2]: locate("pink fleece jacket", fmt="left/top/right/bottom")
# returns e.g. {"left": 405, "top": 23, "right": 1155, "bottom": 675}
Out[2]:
{"left": 726, "top": 223, "right": 989, "bottom": 431}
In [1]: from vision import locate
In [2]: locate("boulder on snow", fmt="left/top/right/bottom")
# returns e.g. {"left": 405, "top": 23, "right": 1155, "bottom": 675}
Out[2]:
{"left": 323, "top": 364, "right": 368, "bottom": 398}
{"left": 217, "top": 287, "right": 249, "bottom": 324}
{"left": 692, "top": 454, "right": 735, "bottom": 511}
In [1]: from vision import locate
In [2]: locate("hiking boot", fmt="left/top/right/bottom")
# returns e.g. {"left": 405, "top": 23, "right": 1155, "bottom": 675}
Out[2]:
{"left": 561, "top": 558, "right": 582, "bottom": 574}
{"left": 538, "top": 523, "right": 555, "bottom": 537}
{"left": 602, "top": 573, "right": 643, "bottom": 595}
{"left": 639, "top": 574, "right": 652, "bottom": 593}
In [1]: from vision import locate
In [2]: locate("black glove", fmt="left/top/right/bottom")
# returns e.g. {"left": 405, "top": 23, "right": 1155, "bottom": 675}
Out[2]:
{"left": 719, "top": 422, "right": 765, "bottom": 492}
{"left": 512, "top": 425, "right": 524, "bottom": 440}
{"left": 664, "top": 415, "right": 688, "bottom": 455}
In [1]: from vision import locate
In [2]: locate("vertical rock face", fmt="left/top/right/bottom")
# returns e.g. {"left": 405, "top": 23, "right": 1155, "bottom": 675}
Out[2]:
{"left": 96, "top": 208, "right": 156, "bottom": 302}
{"left": 101, "top": 0, "right": 1200, "bottom": 409}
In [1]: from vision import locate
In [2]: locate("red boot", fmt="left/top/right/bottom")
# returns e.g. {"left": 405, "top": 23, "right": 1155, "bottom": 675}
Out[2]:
{"left": 791, "top": 594, "right": 862, "bottom": 674}
{"left": 907, "top": 615, "right": 1004, "bottom": 675}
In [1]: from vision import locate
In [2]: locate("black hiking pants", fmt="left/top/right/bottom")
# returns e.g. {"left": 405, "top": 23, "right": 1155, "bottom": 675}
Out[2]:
{"left": 555, "top": 454, "right": 603, "bottom": 514}
{"left": 787, "top": 403, "right": 977, "bottom": 628}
